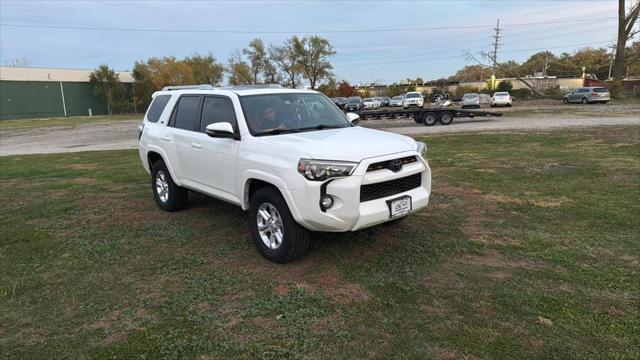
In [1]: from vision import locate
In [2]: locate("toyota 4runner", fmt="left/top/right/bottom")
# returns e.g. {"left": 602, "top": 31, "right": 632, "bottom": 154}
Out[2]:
{"left": 138, "top": 85, "right": 431, "bottom": 263}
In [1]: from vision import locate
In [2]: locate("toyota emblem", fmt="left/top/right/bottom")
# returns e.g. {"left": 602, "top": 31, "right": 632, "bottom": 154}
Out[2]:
{"left": 390, "top": 159, "right": 403, "bottom": 172}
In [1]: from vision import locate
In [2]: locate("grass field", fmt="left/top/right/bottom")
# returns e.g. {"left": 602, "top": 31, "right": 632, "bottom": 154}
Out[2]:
{"left": 1, "top": 127, "right": 639, "bottom": 359}
{"left": 0, "top": 114, "right": 139, "bottom": 131}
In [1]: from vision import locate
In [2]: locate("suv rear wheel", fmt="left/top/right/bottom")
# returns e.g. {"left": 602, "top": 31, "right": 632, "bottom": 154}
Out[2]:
{"left": 152, "top": 160, "right": 187, "bottom": 212}
{"left": 249, "top": 186, "right": 311, "bottom": 263}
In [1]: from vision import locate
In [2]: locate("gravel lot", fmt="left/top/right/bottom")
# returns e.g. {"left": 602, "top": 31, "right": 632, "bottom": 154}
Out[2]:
{"left": 1, "top": 103, "right": 639, "bottom": 156}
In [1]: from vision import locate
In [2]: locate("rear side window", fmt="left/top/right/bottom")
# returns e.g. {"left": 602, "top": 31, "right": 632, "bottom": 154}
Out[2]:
{"left": 146, "top": 95, "right": 171, "bottom": 123}
{"left": 200, "top": 96, "right": 238, "bottom": 133}
{"left": 172, "top": 96, "right": 202, "bottom": 131}
{"left": 593, "top": 88, "right": 609, "bottom": 93}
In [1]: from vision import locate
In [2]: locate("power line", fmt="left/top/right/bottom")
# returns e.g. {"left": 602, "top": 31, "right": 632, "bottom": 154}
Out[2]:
{"left": 491, "top": 19, "right": 502, "bottom": 74}
{"left": 0, "top": 15, "right": 617, "bottom": 35}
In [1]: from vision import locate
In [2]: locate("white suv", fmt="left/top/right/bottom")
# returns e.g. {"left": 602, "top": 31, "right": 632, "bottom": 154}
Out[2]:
{"left": 138, "top": 85, "right": 431, "bottom": 263}
{"left": 403, "top": 92, "right": 424, "bottom": 109}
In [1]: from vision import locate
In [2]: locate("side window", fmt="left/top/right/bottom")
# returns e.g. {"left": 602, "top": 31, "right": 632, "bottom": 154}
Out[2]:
{"left": 173, "top": 96, "right": 202, "bottom": 131}
{"left": 146, "top": 95, "right": 171, "bottom": 123}
{"left": 200, "top": 96, "right": 238, "bottom": 133}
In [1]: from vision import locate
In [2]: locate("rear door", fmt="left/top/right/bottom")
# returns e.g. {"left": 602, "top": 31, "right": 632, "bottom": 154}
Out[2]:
{"left": 189, "top": 95, "right": 240, "bottom": 198}
{"left": 167, "top": 95, "right": 203, "bottom": 184}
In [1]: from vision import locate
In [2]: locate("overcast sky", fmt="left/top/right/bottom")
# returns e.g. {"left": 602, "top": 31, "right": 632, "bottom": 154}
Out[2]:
{"left": 0, "top": 0, "right": 620, "bottom": 85}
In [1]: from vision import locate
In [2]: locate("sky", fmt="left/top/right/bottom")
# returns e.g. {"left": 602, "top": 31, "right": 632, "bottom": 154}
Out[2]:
{"left": 0, "top": 0, "right": 621, "bottom": 85}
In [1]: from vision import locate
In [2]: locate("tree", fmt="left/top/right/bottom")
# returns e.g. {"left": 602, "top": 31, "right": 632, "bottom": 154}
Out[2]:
{"left": 449, "top": 65, "right": 487, "bottom": 82}
{"left": 227, "top": 50, "right": 253, "bottom": 85}
{"left": 89, "top": 64, "right": 127, "bottom": 115}
{"left": 3, "top": 57, "right": 30, "bottom": 67}
{"left": 613, "top": 0, "right": 640, "bottom": 95}
{"left": 262, "top": 57, "right": 282, "bottom": 84}
{"left": 183, "top": 53, "right": 224, "bottom": 85}
{"left": 626, "top": 41, "right": 640, "bottom": 75}
{"left": 519, "top": 51, "right": 557, "bottom": 76}
{"left": 146, "top": 57, "right": 195, "bottom": 88}
{"left": 496, "top": 80, "right": 513, "bottom": 92}
{"left": 337, "top": 80, "right": 354, "bottom": 97}
{"left": 132, "top": 61, "right": 155, "bottom": 112}
{"left": 465, "top": 50, "right": 544, "bottom": 96}
{"left": 297, "top": 35, "right": 336, "bottom": 89}
{"left": 242, "top": 38, "right": 267, "bottom": 84}
{"left": 269, "top": 36, "right": 304, "bottom": 88}
{"left": 317, "top": 77, "right": 338, "bottom": 97}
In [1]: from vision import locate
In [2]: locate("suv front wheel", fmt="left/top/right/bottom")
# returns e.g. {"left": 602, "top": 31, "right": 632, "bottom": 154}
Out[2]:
{"left": 249, "top": 186, "right": 311, "bottom": 263}
{"left": 151, "top": 160, "right": 187, "bottom": 212}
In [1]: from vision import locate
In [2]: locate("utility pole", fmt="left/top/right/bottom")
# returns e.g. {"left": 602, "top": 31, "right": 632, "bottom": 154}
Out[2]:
{"left": 491, "top": 19, "right": 502, "bottom": 76}
{"left": 543, "top": 57, "right": 549, "bottom": 77}
{"left": 608, "top": 44, "right": 615, "bottom": 80}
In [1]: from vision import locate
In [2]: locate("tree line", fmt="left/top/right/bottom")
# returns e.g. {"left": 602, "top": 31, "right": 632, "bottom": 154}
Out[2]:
{"left": 90, "top": 35, "right": 336, "bottom": 113}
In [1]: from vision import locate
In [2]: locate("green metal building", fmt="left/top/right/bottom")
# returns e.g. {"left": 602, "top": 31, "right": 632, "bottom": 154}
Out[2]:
{"left": 0, "top": 66, "right": 133, "bottom": 120}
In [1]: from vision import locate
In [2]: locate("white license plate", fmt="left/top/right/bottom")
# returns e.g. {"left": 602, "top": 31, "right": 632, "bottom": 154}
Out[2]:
{"left": 387, "top": 196, "right": 412, "bottom": 218}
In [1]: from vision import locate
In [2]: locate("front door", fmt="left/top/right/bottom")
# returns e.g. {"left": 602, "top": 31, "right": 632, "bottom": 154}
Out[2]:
{"left": 189, "top": 96, "right": 240, "bottom": 198}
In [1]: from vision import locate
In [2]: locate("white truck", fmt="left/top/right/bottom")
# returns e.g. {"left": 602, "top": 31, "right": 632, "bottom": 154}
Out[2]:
{"left": 138, "top": 85, "right": 431, "bottom": 263}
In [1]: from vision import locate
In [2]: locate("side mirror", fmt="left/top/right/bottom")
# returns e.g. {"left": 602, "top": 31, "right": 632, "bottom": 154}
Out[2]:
{"left": 346, "top": 112, "right": 360, "bottom": 125}
{"left": 205, "top": 122, "right": 237, "bottom": 139}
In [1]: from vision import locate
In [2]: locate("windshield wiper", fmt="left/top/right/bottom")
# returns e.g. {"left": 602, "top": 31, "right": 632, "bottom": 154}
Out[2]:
{"left": 297, "top": 124, "right": 348, "bottom": 131}
{"left": 255, "top": 128, "right": 301, "bottom": 136}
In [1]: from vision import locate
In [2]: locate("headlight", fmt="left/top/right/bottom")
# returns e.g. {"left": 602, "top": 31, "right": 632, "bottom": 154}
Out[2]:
{"left": 297, "top": 159, "right": 357, "bottom": 181}
{"left": 416, "top": 141, "right": 427, "bottom": 159}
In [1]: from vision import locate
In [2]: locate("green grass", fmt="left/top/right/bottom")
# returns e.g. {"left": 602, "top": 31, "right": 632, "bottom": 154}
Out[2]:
{"left": 0, "top": 114, "right": 140, "bottom": 131}
{"left": 1, "top": 127, "right": 639, "bottom": 359}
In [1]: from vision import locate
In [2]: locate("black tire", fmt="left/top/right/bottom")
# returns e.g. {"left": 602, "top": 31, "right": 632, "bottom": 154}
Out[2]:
{"left": 563, "top": 97, "right": 568, "bottom": 104}
{"left": 507, "top": 103, "right": 512, "bottom": 107}
{"left": 249, "top": 186, "right": 311, "bottom": 263}
{"left": 438, "top": 111, "right": 454, "bottom": 125}
{"left": 422, "top": 112, "right": 437, "bottom": 126}
{"left": 151, "top": 160, "right": 187, "bottom": 212}
{"left": 490, "top": 104, "right": 495, "bottom": 107}
{"left": 581, "top": 97, "right": 588, "bottom": 104}
{"left": 413, "top": 115, "right": 423, "bottom": 124}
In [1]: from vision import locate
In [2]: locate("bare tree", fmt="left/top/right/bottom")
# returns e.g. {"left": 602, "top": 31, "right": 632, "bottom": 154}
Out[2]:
{"left": 464, "top": 50, "right": 544, "bottom": 96}
{"left": 612, "top": 0, "right": 639, "bottom": 93}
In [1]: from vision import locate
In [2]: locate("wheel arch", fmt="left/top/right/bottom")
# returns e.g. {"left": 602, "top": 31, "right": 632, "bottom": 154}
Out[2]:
{"left": 145, "top": 147, "right": 182, "bottom": 186}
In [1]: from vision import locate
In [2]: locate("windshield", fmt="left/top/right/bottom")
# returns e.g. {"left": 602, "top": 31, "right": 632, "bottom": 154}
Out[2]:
{"left": 346, "top": 98, "right": 361, "bottom": 104}
{"left": 495, "top": 92, "right": 509, "bottom": 96}
{"left": 593, "top": 88, "right": 609, "bottom": 93}
{"left": 406, "top": 93, "right": 421, "bottom": 98}
{"left": 392, "top": 96, "right": 403, "bottom": 100}
{"left": 363, "top": 98, "right": 373, "bottom": 102}
{"left": 240, "top": 93, "right": 351, "bottom": 136}
{"left": 463, "top": 93, "right": 479, "bottom": 98}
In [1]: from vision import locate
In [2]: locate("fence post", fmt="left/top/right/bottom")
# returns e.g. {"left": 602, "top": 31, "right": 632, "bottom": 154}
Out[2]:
{"left": 59, "top": 81, "right": 67, "bottom": 117}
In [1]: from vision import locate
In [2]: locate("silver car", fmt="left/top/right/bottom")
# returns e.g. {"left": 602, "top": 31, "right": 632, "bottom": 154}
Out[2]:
{"left": 390, "top": 95, "right": 404, "bottom": 107}
{"left": 461, "top": 93, "right": 480, "bottom": 108}
{"left": 563, "top": 87, "right": 610, "bottom": 104}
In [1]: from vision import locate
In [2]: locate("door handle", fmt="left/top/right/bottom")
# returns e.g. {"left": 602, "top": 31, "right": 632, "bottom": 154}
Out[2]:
{"left": 191, "top": 142, "right": 202, "bottom": 149}
{"left": 161, "top": 136, "right": 171, "bottom": 142}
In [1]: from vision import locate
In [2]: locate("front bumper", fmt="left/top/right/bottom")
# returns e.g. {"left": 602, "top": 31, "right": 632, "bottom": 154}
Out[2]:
{"left": 287, "top": 151, "right": 431, "bottom": 232}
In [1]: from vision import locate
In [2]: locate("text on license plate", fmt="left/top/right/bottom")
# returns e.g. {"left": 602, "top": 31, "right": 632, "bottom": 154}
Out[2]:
{"left": 388, "top": 196, "right": 412, "bottom": 218}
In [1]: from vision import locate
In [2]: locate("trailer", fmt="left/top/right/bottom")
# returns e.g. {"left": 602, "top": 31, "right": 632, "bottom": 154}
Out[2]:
{"left": 353, "top": 107, "right": 503, "bottom": 126}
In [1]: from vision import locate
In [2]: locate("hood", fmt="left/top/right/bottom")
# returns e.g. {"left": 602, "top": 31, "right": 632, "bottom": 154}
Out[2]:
{"left": 257, "top": 126, "right": 417, "bottom": 162}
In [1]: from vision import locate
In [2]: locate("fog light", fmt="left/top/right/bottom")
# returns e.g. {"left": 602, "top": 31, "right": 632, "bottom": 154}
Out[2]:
{"left": 320, "top": 195, "right": 334, "bottom": 210}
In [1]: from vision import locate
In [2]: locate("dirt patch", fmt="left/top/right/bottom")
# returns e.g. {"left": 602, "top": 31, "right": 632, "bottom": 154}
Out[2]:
{"left": 67, "top": 163, "right": 105, "bottom": 171}
{"left": 68, "top": 177, "right": 97, "bottom": 185}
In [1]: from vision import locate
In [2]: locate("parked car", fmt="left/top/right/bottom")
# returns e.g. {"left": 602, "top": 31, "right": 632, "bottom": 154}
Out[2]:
{"left": 344, "top": 97, "right": 364, "bottom": 112}
{"left": 461, "top": 93, "right": 480, "bottom": 108}
{"left": 390, "top": 95, "right": 404, "bottom": 107}
{"left": 563, "top": 87, "right": 610, "bottom": 104}
{"left": 380, "top": 96, "right": 391, "bottom": 107}
{"left": 138, "top": 85, "right": 431, "bottom": 263}
{"left": 403, "top": 92, "right": 424, "bottom": 109}
{"left": 332, "top": 97, "right": 347, "bottom": 109}
{"left": 363, "top": 98, "right": 377, "bottom": 110}
{"left": 491, "top": 92, "right": 512, "bottom": 107}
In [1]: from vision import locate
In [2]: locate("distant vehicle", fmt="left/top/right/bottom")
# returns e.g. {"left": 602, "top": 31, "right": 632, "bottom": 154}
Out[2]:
{"left": 372, "top": 97, "right": 384, "bottom": 108}
{"left": 390, "top": 95, "right": 405, "bottom": 107}
{"left": 563, "top": 87, "right": 610, "bottom": 104}
{"left": 332, "top": 97, "right": 347, "bottom": 109}
{"left": 403, "top": 92, "right": 424, "bottom": 109}
{"left": 380, "top": 96, "right": 391, "bottom": 107}
{"left": 491, "top": 92, "right": 512, "bottom": 107}
{"left": 363, "top": 98, "right": 377, "bottom": 110}
{"left": 344, "top": 97, "right": 364, "bottom": 112}
{"left": 461, "top": 93, "right": 480, "bottom": 109}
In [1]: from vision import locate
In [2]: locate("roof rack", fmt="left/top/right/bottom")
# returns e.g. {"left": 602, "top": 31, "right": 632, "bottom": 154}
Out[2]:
{"left": 215, "top": 84, "right": 284, "bottom": 90}
{"left": 161, "top": 84, "right": 215, "bottom": 91}
{"left": 160, "top": 84, "right": 285, "bottom": 91}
